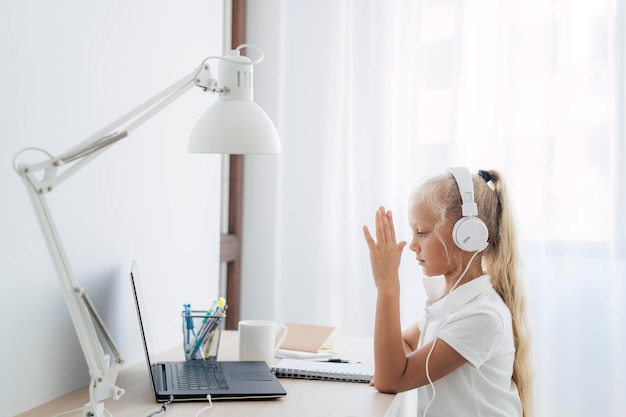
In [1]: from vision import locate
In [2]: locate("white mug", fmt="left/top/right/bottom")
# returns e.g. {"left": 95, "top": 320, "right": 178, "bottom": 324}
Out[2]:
{"left": 238, "top": 320, "right": 288, "bottom": 363}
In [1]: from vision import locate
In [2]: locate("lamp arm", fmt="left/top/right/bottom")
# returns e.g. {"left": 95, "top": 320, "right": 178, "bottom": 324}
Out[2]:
{"left": 19, "top": 173, "right": 125, "bottom": 417}
{"left": 21, "top": 68, "right": 202, "bottom": 193}
{"left": 13, "top": 61, "right": 218, "bottom": 417}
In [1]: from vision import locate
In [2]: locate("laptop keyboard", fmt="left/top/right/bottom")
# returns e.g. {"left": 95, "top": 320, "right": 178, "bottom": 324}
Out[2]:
{"left": 171, "top": 362, "right": 230, "bottom": 391}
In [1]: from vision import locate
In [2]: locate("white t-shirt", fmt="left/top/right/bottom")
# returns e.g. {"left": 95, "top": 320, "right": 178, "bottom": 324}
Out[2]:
{"left": 416, "top": 274, "right": 522, "bottom": 417}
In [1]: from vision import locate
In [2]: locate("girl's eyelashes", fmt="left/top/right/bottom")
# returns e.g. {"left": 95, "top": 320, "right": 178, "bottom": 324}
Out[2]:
{"left": 410, "top": 226, "right": 427, "bottom": 237}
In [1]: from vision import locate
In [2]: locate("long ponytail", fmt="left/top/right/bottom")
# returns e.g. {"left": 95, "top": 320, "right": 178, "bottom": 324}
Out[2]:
{"left": 475, "top": 170, "right": 534, "bottom": 417}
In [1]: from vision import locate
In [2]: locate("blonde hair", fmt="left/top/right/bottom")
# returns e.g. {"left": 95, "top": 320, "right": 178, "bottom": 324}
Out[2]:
{"left": 410, "top": 169, "right": 534, "bottom": 417}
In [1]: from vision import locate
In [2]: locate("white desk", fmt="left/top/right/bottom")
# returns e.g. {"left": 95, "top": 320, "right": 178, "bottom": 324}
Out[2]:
{"left": 18, "top": 331, "right": 408, "bottom": 417}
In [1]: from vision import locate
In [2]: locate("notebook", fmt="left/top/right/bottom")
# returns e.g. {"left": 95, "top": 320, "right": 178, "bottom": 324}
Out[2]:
{"left": 130, "top": 261, "right": 287, "bottom": 401}
{"left": 271, "top": 358, "right": 374, "bottom": 383}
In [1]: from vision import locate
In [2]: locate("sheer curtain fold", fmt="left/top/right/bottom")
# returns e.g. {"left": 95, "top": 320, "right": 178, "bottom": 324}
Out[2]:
{"left": 266, "top": 0, "right": 624, "bottom": 415}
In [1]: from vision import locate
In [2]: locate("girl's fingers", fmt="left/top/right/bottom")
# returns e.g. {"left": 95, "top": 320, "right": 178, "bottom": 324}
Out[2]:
{"left": 366, "top": 207, "right": 402, "bottom": 249}
{"left": 363, "top": 225, "right": 375, "bottom": 248}
{"left": 376, "top": 208, "right": 386, "bottom": 241}
{"left": 386, "top": 210, "right": 397, "bottom": 242}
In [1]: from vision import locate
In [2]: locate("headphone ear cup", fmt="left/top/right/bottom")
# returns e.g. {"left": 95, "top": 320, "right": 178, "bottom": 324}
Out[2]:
{"left": 452, "top": 217, "right": 489, "bottom": 252}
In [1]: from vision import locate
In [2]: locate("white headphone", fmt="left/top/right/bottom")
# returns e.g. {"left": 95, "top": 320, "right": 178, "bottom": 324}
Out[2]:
{"left": 448, "top": 167, "right": 489, "bottom": 252}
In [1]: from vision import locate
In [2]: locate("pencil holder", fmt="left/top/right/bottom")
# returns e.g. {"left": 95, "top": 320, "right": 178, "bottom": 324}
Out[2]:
{"left": 181, "top": 310, "right": 225, "bottom": 360}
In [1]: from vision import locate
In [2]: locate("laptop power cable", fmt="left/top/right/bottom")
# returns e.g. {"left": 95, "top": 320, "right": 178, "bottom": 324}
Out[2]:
{"left": 195, "top": 394, "right": 214, "bottom": 417}
{"left": 147, "top": 395, "right": 174, "bottom": 417}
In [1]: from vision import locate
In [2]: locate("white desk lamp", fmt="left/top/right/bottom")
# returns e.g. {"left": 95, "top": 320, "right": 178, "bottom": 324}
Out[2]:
{"left": 12, "top": 44, "right": 280, "bottom": 417}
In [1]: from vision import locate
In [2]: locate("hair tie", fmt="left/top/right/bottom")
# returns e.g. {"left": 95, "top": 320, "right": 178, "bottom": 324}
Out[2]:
{"left": 478, "top": 169, "right": 492, "bottom": 183}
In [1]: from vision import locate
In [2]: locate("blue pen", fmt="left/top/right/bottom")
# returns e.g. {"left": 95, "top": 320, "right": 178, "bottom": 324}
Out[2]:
{"left": 190, "top": 298, "right": 225, "bottom": 359}
{"left": 196, "top": 301, "right": 217, "bottom": 337}
{"left": 184, "top": 304, "right": 192, "bottom": 345}
{"left": 200, "top": 303, "right": 227, "bottom": 358}
{"left": 194, "top": 299, "right": 220, "bottom": 341}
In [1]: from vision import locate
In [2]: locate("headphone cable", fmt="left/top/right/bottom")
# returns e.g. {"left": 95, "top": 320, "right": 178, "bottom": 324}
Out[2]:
{"left": 422, "top": 250, "right": 481, "bottom": 417}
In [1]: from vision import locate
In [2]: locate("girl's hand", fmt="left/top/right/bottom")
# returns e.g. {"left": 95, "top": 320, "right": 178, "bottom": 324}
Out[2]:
{"left": 363, "top": 206, "right": 406, "bottom": 291}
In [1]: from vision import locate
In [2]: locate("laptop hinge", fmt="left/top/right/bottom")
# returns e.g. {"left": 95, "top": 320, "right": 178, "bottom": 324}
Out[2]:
{"left": 152, "top": 363, "right": 167, "bottom": 391}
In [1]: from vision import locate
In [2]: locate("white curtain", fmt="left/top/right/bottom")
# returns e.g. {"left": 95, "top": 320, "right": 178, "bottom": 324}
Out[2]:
{"left": 252, "top": 0, "right": 625, "bottom": 415}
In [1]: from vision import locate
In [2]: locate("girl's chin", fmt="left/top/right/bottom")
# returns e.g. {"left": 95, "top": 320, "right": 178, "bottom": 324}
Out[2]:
{"left": 420, "top": 268, "right": 440, "bottom": 278}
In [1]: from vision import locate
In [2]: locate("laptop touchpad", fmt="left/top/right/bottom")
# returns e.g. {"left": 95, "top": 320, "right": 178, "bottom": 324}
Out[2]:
{"left": 230, "top": 371, "right": 274, "bottom": 381}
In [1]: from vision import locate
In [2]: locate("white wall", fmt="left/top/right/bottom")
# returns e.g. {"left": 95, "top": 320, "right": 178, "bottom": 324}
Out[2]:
{"left": 0, "top": 1, "right": 224, "bottom": 414}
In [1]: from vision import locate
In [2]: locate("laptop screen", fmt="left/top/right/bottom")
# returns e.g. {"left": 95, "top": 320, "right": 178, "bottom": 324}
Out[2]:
{"left": 129, "top": 261, "right": 159, "bottom": 391}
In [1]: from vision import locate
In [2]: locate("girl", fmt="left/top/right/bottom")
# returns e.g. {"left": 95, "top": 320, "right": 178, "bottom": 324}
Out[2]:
{"left": 363, "top": 168, "right": 533, "bottom": 417}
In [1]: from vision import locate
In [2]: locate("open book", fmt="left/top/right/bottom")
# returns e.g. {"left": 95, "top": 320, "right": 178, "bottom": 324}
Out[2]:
{"left": 271, "top": 359, "right": 374, "bottom": 383}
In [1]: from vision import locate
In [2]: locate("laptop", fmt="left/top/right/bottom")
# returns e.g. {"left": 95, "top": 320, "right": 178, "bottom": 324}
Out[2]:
{"left": 130, "top": 261, "right": 287, "bottom": 401}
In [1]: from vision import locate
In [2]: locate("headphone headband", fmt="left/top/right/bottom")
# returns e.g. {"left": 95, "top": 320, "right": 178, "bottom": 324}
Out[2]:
{"left": 448, "top": 167, "right": 478, "bottom": 217}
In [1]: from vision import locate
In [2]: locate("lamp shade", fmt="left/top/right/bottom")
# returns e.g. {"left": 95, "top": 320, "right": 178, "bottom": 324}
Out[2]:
{"left": 188, "top": 51, "right": 281, "bottom": 154}
{"left": 189, "top": 99, "right": 280, "bottom": 154}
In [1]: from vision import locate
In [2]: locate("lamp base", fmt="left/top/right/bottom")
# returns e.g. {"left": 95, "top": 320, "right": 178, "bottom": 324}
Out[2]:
{"left": 82, "top": 402, "right": 105, "bottom": 417}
